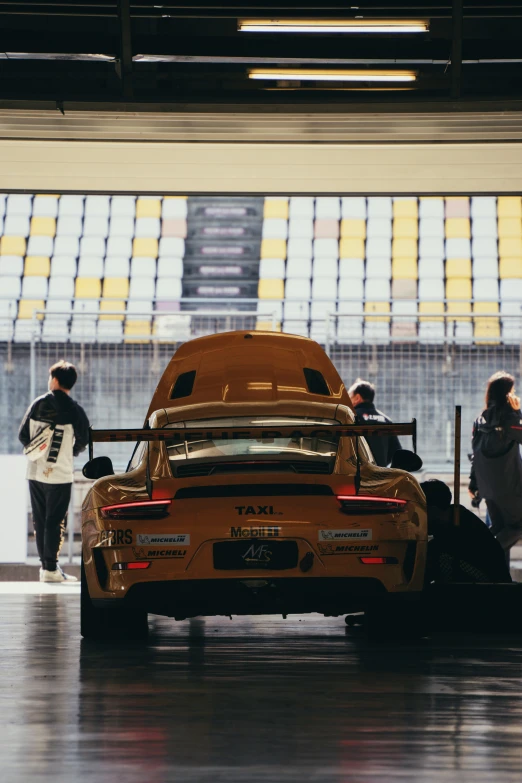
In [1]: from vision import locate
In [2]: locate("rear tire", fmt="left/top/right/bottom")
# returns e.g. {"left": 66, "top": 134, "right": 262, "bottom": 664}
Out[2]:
{"left": 81, "top": 554, "right": 148, "bottom": 641}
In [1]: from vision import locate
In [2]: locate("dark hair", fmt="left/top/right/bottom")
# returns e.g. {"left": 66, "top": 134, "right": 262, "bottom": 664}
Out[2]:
{"left": 348, "top": 378, "right": 375, "bottom": 403}
{"left": 485, "top": 371, "right": 515, "bottom": 409}
{"left": 420, "top": 479, "right": 452, "bottom": 511}
{"left": 49, "top": 360, "right": 78, "bottom": 390}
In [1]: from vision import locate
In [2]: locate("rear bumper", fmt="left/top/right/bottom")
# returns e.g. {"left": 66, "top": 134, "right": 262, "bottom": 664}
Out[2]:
{"left": 92, "top": 576, "right": 422, "bottom": 619}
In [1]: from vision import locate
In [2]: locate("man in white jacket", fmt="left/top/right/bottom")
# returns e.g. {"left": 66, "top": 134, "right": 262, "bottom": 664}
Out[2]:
{"left": 19, "top": 361, "right": 90, "bottom": 582}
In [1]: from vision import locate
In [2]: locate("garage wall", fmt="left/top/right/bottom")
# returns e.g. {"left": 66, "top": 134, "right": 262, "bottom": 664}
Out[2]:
{"left": 1, "top": 140, "right": 522, "bottom": 194}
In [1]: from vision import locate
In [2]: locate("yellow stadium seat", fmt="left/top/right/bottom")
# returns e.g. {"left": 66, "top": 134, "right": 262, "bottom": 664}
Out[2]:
{"left": 393, "top": 218, "right": 418, "bottom": 239}
{"left": 445, "top": 218, "right": 471, "bottom": 239}
{"left": 497, "top": 196, "right": 522, "bottom": 219}
{"left": 124, "top": 320, "right": 152, "bottom": 342}
{"left": 393, "top": 199, "right": 418, "bottom": 218}
{"left": 392, "top": 257, "right": 418, "bottom": 279}
{"left": 364, "top": 302, "right": 390, "bottom": 322}
{"left": 498, "top": 218, "right": 522, "bottom": 238}
{"left": 499, "top": 237, "right": 522, "bottom": 257}
{"left": 258, "top": 279, "right": 285, "bottom": 299}
{"left": 136, "top": 198, "right": 161, "bottom": 218}
{"left": 339, "top": 237, "right": 365, "bottom": 258}
{"left": 263, "top": 199, "right": 288, "bottom": 220}
{"left": 260, "top": 239, "right": 287, "bottom": 259}
{"left": 24, "top": 256, "right": 50, "bottom": 277}
{"left": 340, "top": 219, "right": 366, "bottom": 239}
{"left": 391, "top": 238, "right": 417, "bottom": 260}
{"left": 419, "top": 302, "right": 444, "bottom": 322}
{"left": 18, "top": 300, "right": 45, "bottom": 319}
{"left": 446, "top": 258, "right": 472, "bottom": 278}
{"left": 102, "top": 277, "right": 130, "bottom": 299}
{"left": 75, "top": 278, "right": 102, "bottom": 299}
{"left": 446, "top": 278, "right": 471, "bottom": 321}
{"left": 0, "top": 236, "right": 26, "bottom": 255}
{"left": 499, "top": 257, "right": 522, "bottom": 278}
{"left": 30, "top": 217, "right": 56, "bottom": 237}
{"left": 100, "top": 300, "right": 125, "bottom": 320}
{"left": 255, "top": 320, "right": 281, "bottom": 332}
{"left": 132, "top": 237, "right": 159, "bottom": 257}
{"left": 473, "top": 302, "right": 500, "bottom": 342}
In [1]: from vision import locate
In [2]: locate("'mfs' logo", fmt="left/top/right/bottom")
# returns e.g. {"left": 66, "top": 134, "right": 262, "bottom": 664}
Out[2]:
{"left": 242, "top": 543, "right": 272, "bottom": 563}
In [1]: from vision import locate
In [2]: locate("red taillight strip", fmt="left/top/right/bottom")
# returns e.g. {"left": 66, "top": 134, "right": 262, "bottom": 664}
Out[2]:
{"left": 359, "top": 557, "right": 398, "bottom": 565}
{"left": 101, "top": 500, "right": 172, "bottom": 513}
{"left": 112, "top": 561, "right": 151, "bottom": 570}
{"left": 336, "top": 495, "right": 407, "bottom": 505}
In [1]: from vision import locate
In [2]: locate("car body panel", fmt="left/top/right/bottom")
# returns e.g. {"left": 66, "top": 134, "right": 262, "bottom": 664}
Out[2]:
{"left": 82, "top": 331, "right": 427, "bottom": 618}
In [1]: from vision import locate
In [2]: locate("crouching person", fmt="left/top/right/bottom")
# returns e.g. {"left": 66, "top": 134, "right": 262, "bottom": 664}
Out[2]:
{"left": 19, "top": 361, "right": 90, "bottom": 583}
{"left": 420, "top": 479, "right": 511, "bottom": 584}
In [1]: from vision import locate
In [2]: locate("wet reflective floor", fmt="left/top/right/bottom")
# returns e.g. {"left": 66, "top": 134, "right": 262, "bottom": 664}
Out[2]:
{"left": 2, "top": 591, "right": 522, "bottom": 783}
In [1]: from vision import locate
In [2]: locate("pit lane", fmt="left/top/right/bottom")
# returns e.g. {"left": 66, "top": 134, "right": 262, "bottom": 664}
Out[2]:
{"left": 1, "top": 589, "right": 522, "bottom": 782}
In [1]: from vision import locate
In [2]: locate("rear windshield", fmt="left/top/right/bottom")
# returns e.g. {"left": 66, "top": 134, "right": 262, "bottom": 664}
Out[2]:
{"left": 164, "top": 417, "right": 341, "bottom": 465}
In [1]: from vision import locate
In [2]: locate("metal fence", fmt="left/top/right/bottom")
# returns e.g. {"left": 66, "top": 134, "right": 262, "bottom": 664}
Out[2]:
{"left": 0, "top": 307, "right": 520, "bottom": 469}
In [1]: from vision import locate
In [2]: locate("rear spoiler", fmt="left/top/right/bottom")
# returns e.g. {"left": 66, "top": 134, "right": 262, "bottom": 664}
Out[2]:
{"left": 88, "top": 421, "right": 417, "bottom": 460}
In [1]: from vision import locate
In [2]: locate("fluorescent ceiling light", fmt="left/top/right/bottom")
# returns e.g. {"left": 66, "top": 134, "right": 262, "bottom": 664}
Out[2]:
{"left": 248, "top": 69, "right": 417, "bottom": 83}
{"left": 238, "top": 19, "right": 429, "bottom": 34}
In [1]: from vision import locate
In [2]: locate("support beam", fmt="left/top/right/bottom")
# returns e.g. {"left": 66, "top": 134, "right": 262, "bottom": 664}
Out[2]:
{"left": 451, "top": 0, "right": 463, "bottom": 98}
{"left": 117, "top": 0, "right": 133, "bottom": 99}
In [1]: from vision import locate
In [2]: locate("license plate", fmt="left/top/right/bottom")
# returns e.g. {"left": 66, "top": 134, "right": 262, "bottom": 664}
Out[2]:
{"left": 213, "top": 540, "right": 298, "bottom": 570}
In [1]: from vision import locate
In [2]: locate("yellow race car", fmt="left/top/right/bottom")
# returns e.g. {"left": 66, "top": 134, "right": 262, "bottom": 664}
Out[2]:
{"left": 81, "top": 331, "right": 427, "bottom": 640}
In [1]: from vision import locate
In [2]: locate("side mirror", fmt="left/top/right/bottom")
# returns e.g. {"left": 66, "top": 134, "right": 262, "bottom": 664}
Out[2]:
{"left": 82, "top": 456, "right": 114, "bottom": 480}
{"left": 390, "top": 449, "right": 423, "bottom": 473}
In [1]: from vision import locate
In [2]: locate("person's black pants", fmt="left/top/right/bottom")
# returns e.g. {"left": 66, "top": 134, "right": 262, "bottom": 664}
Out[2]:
{"left": 29, "top": 480, "right": 71, "bottom": 571}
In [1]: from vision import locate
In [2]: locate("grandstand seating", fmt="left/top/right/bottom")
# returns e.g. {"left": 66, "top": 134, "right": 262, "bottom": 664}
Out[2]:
{"left": 0, "top": 193, "right": 521, "bottom": 344}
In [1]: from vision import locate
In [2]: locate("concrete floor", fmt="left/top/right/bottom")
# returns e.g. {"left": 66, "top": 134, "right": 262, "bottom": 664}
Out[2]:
{"left": 2, "top": 589, "right": 522, "bottom": 782}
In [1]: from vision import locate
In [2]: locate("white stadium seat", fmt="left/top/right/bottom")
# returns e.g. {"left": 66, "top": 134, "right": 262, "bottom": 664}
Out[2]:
{"left": 109, "top": 216, "right": 135, "bottom": 237}
{"left": 262, "top": 219, "right": 288, "bottom": 239}
{"left": 48, "top": 276, "right": 75, "bottom": 299}
{"left": 51, "top": 256, "right": 77, "bottom": 277}
{"left": 54, "top": 236, "right": 80, "bottom": 257}
{"left": 419, "top": 278, "right": 444, "bottom": 301}
{"left": 339, "top": 258, "right": 365, "bottom": 279}
{"left": 156, "top": 277, "right": 182, "bottom": 299}
{"left": 130, "top": 257, "right": 156, "bottom": 278}
{"left": 259, "top": 258, "right": 285, "bottom": 279}
{"left": 158, "top": 237, "right": 185, "bottom": 257}
{"left": 366, "top": 237, "right": 391, "bottom": 258}
{"left": 27, "top": 236, "right": 54, "bottom": 257}
{"left": 472, "top": 237, "right": 498, "bottom": 258}
{"left": 284, "top": 301, "right": 310, "bottom": 320}
{"left": 1, "top": 276, "right": 22, "bottom": 298}
{"left": 366, "top": 218, "right": 392, "bottom": 238}
{"left": 110, "top": 196, "right": 136, "bottom": 217}
{"left": 419, "top": 237, "right": 444, "bottom": 259}
{"left": 419, "top": 199, "right": 444, "bottom": 219}
{"left": 129, "top": 277, "right": 155, "bottom": 299}
{"left": 341, "top": 197, "right": 366, "bottom": 219}
{"left": 313, "top": 238, "right": 339, "bottom": 259}
{"left": 473, "top": 257, "right": 499, "bottom": 278}
{"left": 418, "top": 257, "right": 444, "bottom": 278}
{"left": 77, "top": 256, "right": 104, "bottom": 277}
{"left": 419, "top": 218, "right": 444, "bottom": 238}
{"left": 106, "top": 236, "right": 132, "bottom": 258}
{"left": 289, "top": 197, "right": 315, "bottom": 219}
{"left": 367, "top": 197, "right": 392, "bottom": 219}
{"left": 446, "top": 238, "right": 471, "bottom": 258}
{"left": 104, "top": 256, "right": 130, "bottom": 277}
{"left": 84, "top": 195, "right": 110, "bottom": 218}
{"left": 135, "top": 217, "right": 161, "bottom": 238}
{"left": 4, "top": 215, "right": 30, "bottom": 236}
{"left": 366, "top": 257, "right": 392, "bottom": 279}
{"left": 312, "top": 257, "right": 338, "bottom": 278}
{"left": 83, "top": 216, "right": 109, "bottom": 238}
{"left": 471, "top": 196, "right": 497, "bottom": 219}
{"left": 58, "top": 195, "right": 84, "bottom": 217}
{"left": 0, "top": 256, "right": 23, "bottom": 276}
{"left": 33, "top": 196, "right": 59, "bottom": 218}
{"left": 6, "top": 194, "right": 32, "bottom": 216}
{"left": 315, "top": 197, "right": 340, "bottom": 220}
{"left": 56, "top": 216, "right": 83, "bottom": 237}
{"left": 22, "top": 276, "right": 48, "bottom": 299}
{"left": 365, "top": 278, "right": 391, "bottom": 300}
{"left": 473, "top": 278, "right": 499, "bottom": 301}
{"left": 80, "top": 237, "right": 106, "bottom": 257}
{"left": 471, "top": 218, "right": 497, "bottom": 238}
{"left": 286, "top": 256, "right": 312, "bottom": 278}
{"left": 162, "top": 199, "right": 187, "bottom": 219}
{"left": 157, "top": 257, "right": 183, "bottom": 278}
{"left": 288, "top": 217, "right": 314, "bottom": 239}
{"left": 287, "top": 237, "right": 312, "bottom": 259}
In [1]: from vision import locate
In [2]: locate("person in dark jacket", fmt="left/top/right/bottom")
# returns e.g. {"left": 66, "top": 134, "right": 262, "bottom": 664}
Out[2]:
{"left": 470, "top": 370, "right": 522, "bottom": 565}
{"left": 348, "top": 378, "right": 401, "bottom": 467}
{"left": 421, "top": 479, "right": 511, "bottom": 584}
{"left": 19, "top": 360, "right": 90, "bottom": 583}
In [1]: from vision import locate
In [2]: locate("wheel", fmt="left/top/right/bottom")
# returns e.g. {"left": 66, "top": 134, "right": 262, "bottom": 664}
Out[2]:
{"left": 365, "top": 599, "right": 425, "bottom": 642}
{"left": 81, "top": 554, "right": 148, "bottom": 641}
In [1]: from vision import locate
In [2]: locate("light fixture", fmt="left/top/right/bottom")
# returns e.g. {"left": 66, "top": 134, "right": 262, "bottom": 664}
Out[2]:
{"left": 238, "top": 19, "right": 429, "bottom": 34}
{"left": 248, "top": 68, "right": 417, "bottom": 83}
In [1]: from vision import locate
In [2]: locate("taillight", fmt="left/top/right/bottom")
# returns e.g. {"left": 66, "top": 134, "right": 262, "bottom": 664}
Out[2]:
{"left": 112, "top": 561, "right": 151, "bottom": 570}
{"left": 337, "top": 495, "right": 407, "bottom": 514}
{"left": 359, "top": 557, "right": 398, "bottom": 565}
{"left": 100, "top": 500, "right": 171, "bottom": 520}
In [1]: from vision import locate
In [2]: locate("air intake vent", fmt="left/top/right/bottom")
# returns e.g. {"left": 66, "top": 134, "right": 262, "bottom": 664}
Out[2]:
{"left": 174, "top": 461, "right": 331, "bottom": 478}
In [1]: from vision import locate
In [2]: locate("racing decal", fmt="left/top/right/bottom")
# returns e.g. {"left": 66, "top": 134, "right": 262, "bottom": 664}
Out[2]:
{"left": 133, "top": 547, "right": 187, "bottom": 559}
{"left": 319, "top": 529, "right": 372, "bottom": 541}
{"left": 242, "top": 543, "right": 273, "bottom": 564}
{"left": 230, "top": 526, "right": 281, "bottom": 538}
{"left": 318, "top": 543, "right": 379, "bottom": 555}
{"left": 234, "top": 505, "right": 282, "bottom": 516}
{"left": 136, "top": 534, "right": 190, "bottom": 545}
{"left": 100, "top": 529, "right": 133, "bottom": 545}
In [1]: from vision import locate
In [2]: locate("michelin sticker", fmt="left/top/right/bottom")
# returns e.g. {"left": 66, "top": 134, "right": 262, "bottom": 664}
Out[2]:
{"left": 136, "top": 534, "right": 190, "bottom": 545}
{"left": 319, "top": 529, "right": 372, "bottom": 541}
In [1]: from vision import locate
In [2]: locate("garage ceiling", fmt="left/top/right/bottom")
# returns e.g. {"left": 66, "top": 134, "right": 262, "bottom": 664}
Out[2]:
{"left": 1, "top": 1, "right": 522, "bottom": 110}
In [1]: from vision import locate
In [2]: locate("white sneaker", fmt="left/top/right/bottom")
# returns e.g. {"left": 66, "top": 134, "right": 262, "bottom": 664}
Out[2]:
{"left": 41, "top": 568, "right": 65, "bottom": 583}
{"left": 57, "top": 566, "right": 78, "bottom": 583}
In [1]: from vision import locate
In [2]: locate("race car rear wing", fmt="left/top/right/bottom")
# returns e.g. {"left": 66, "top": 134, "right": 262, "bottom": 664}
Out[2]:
{"left": 88, "top": 421, "right": 417, "bottom": 460}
